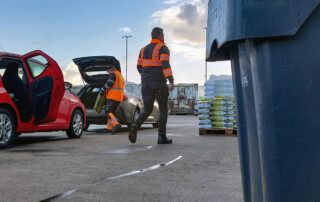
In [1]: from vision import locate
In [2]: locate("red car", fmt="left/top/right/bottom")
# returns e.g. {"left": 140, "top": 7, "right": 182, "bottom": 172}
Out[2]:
{"left": 0, "top": 50, "right": 86, "bottom": 147}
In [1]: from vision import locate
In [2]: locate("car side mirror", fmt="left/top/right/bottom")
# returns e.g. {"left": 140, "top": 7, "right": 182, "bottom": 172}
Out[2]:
{"left": 65, "top": 82, "right": 72, "bottom": 90}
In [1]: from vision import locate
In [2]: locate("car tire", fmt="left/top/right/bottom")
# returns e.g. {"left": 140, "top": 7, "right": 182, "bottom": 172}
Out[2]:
{"left": 84, "top": 123, "right": 90, "bottom": 131}
{"left": 152, "top": 122, "right": 159, "bottom": 128}
{"left": 66, "top": 109, "right": 84, "bottom": 139}
{"left": 0, "top": 108, "right": 15, "bottom": 148}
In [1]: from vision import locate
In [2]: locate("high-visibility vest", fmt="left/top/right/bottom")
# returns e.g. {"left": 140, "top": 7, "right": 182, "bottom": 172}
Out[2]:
{"left": 106, "top": 70, "right": 124, "bottom": 102}
{"left": 140, "top": 42, "right": 165, "bottom": 68}
{"left": 137, "top": 39, "right": 173, "bottom": 79}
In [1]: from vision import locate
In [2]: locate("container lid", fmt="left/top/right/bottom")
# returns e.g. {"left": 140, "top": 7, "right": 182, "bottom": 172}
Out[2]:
{"left": 206, "top": 0, "right": 320, "bottom": 61}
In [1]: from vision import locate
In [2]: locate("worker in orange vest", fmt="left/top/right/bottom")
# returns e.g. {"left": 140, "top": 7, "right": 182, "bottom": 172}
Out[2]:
{"left": 129, "top": 27, "right": 174, "bottom": 144}
{"left": 101, "top": 65, "right": 125, "bottom": 134}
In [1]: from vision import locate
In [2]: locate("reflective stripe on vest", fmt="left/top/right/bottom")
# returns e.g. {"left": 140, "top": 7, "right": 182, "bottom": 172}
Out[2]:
{"left": 142, "top": 43, "right": 165, "bottom": 68}
{"left": 110, "top": 71, "right": 124, "bottom": 91}
{"left": 153, "top": 43, "right": 165, "bottom": 61}
{"left": 107, "top": 70, "right": 125, "bottom": 102}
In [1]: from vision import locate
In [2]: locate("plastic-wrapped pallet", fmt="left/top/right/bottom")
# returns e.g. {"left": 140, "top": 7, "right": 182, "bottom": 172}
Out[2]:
{"left": 209, "top": 96, "right": 237, "bottom": 130}
{"left": 204, "top": 76, "right": 215, "bottom": 99}
{"left": 200, "top": 75, "right": 237, "bottom": 131}
{"left": 204, "top": 75, "right": 234, "bottom": 99}
{"left": 198, "top": 102, "right": 213, "bottom": 129}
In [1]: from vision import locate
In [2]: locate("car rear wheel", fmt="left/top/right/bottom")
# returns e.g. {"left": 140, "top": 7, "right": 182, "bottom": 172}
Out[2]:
{"left": 0, "top": 108, "right": 15, "bottom": 148}
{"left": 66, "top": 109, "right": 84, "bottom": 139}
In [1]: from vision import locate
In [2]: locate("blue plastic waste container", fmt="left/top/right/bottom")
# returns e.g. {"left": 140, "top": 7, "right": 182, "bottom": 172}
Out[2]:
{"left": 206, "top": 1, "right": 320, "bottom": 201}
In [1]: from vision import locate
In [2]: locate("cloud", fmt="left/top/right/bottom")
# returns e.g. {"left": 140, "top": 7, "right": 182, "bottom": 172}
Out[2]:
{"left": 164, "top": 0, "right": 180, "bottom": 4}
{"left": 170, "top": 44, "right": 205, "bottom": 61}
{"left": 62, "top": 62, "right": 83, "bottom": 85}
{"left": 152, "top": 0, "right": 208, "bottom": 46}
{"left": 119, "top": 27, "right": 132, "bottom": 33}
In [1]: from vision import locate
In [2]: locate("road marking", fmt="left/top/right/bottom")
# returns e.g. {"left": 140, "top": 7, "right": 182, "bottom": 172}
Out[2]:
{"left": 39, "top": 190, "right": 76, "bottom": 202}
{"left": 39, "top": 156, "right": 182, "bottom": 201}
{"left": 106, "top": 145, "right": 155, "bottom": 154}
{"left": 105, "top": 156, "right": 182, "bottom": 180}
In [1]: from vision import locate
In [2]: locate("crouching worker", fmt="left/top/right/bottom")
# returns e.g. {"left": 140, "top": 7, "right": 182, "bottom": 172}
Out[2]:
{"left": 102, "top": 65, "right": 125, "bottom": 134}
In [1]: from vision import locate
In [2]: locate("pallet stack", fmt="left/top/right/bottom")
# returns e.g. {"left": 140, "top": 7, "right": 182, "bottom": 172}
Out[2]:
{"left": 198, "top": 75, "right": 237, "bottom": 135}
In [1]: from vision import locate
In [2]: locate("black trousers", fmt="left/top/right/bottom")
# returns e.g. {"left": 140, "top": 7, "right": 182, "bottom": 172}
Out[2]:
{"left": 105, "top": 99, "right": 120, "bottom": 119}
{"left": 135, "top": 84, "right": 169, "bottom": 135}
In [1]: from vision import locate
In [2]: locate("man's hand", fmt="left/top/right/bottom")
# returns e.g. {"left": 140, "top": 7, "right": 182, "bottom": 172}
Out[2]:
{"left": 168, "top": 83, "right": 174, "bottom": 91}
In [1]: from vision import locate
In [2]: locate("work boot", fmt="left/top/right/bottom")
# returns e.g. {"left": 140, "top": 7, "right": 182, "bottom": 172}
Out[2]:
{"left": 129, "top": 123, "right": 138, "bottom": 143}
{"left": 158, "top": 134, "right": 172, "bottom": 144}
{"left": 112, "top": 124, "right": 121, "bottom": 135}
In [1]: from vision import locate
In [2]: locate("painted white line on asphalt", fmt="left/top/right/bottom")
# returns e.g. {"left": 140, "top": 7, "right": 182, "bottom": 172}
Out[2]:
{"left": 106, "top": 145, "right": 155, "bottom": 154}
{"left": 105, "top": 155, "right": 183, "bottom": 180}
{"left": 40, "top": 156, "right": 182, "bottom": 201}
{"left": 60, "top": 190, "right": 76, "bottom": 198}
{"left": 39, "top": 190, "right": 76, "bottom": 202}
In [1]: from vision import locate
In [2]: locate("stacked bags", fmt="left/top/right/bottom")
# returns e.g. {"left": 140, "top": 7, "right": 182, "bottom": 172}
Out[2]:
{"left": 208, "top": 96, "right": 237, "bottom": 129}
{"left": 204, "top": 75, "right": 234, "bottom": 98}
{"left": 199, "top": 75, "right": 237, "bottom": 130}
{"left": 198, "top": 103, "right": 212, "bottom": 129}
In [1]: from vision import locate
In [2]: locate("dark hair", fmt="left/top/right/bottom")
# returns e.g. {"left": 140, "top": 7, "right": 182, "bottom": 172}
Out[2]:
{"left": 151, "top": 27, "right": 163, "bottom": 39}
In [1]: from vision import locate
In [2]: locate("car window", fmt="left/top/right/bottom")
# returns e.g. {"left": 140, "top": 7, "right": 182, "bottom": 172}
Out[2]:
{"left": 0, "top": 58, "right": 28, "bottom": 84}
{"left": 132, "top": 85, "right": 142, "bottom": 97}
{"left": 26, "top": 55, "right": 48, "bottom": 78}
{"left": 92, "top": 88, "right": 100, "bottom": 92}
{"left": 126, "top": 84, "right": 134, "bottom": 94}
{"left": 86, "top": 87, "right": 100, "bottom": 93}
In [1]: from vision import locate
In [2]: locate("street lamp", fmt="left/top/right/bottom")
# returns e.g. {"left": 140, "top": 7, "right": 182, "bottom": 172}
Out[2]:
{"left": 202, "top": 27, "right": 207, "bottom": 82}
{"left": 122, "top": 35, "right": 132, "bottom": 82}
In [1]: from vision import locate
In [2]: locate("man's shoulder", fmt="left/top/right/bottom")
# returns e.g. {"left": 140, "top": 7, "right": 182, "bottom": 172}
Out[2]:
{"left": 109, "top": 72, "right": 116, "bottom": 78}
{"left": 159, "top": 44, "right": 170, "bottom": 53}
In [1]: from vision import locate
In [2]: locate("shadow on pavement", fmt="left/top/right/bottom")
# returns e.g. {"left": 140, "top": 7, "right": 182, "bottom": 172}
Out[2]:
{"left": 85, "top": 126, "right": 153, "bottom": 134}
{"left": 1, "top": 135, "right": 68, "bottom": 150}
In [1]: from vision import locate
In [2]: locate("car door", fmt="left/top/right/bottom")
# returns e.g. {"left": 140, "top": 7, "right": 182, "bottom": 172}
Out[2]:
{"left": 131, "top": 84, "right": 143, "bottom": 105}
{"left": 22, "top": 50, "right": 64, "bottom": 124}
{"left": 123, "top": 84, "right": 138, "bottom": 121}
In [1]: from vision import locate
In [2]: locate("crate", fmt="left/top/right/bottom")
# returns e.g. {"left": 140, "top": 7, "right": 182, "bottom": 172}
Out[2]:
{"left": 199, "top": 128, "right": 237, "bottom": 135}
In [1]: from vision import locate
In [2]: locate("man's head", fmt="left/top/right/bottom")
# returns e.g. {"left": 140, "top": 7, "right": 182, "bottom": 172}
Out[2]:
{"left": 151, "top": 27, "right": 164, "bottom": 42}
{"left": 107, "top": 66, "right": 116, "bottom": 74}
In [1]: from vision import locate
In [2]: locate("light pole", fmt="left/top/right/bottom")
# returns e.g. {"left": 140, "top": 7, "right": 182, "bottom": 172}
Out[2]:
{"left": 203, "top": 27, "right": 208, "bottom": 82}
{"left": 122, "top": 35, "right": 132, "bottom": 82}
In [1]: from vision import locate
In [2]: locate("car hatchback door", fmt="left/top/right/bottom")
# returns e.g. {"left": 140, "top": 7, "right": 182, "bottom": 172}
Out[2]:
{"left": 22, "top": 50, "right": 64, "bottom": 124}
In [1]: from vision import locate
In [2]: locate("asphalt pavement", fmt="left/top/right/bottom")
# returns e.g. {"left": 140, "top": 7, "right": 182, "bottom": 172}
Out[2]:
{"left": 0, "top": 115, "right": 243, "bottom": 202}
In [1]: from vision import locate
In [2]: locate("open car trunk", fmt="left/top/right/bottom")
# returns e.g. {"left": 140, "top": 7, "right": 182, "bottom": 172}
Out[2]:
{"left": 73, "top": 56, "right": 121, "bottom": 85}
{"left": 78, "top": 85, "right": 100, "bottom": 109}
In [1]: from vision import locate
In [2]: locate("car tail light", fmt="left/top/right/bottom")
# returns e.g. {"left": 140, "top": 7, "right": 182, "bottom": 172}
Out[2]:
{"left": 123, "top": 94, "right": 128, "bottom": 101}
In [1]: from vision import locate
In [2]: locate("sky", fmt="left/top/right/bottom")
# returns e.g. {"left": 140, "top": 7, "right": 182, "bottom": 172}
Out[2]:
{"left": 0, "top": 0, "right": 231, "bottom": 85}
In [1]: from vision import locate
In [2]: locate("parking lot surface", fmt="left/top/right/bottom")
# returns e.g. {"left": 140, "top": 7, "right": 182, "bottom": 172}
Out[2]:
{"left": 0, "top": 115, "right": 242, "bottom": 202}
